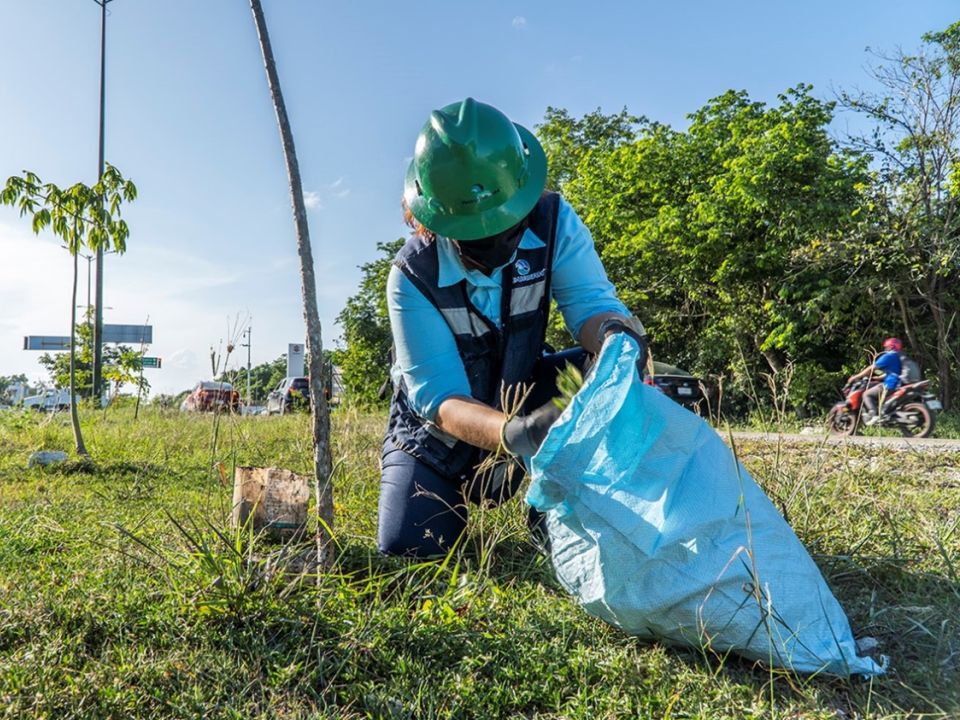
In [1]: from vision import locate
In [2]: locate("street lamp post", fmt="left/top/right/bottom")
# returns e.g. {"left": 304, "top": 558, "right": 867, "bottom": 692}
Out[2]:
{"left": 91, "top": 0, "right": 115, "bottom": 400}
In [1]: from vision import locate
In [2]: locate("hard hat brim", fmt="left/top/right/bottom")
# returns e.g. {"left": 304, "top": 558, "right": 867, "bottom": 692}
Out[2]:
{"left": 404, "top": 123, "right": 548, "bottom": 242}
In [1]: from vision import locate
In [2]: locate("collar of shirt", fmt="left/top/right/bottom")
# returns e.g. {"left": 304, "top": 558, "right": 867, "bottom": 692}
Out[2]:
{"left": 436, "top": 229, "right": 545, "bottom": 289}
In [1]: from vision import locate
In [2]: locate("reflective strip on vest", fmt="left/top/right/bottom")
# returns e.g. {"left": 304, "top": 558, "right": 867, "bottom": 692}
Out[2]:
{"left": 510, "top": 280, "right": 546, "bottom": 318}
{"left": 439, "top": 306, "right": 490, "bottom": 338}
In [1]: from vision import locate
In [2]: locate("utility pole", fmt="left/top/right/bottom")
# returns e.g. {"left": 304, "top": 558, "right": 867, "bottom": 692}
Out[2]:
{"left": 92, "top": 0, "right": 115, "bottom": 401}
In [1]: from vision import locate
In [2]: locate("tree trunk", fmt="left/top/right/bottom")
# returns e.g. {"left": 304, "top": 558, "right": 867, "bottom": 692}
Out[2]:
{"left": 932, "top": 306, "right": 953, "bottom": 412}
{"left": 250, "top": 0, "right": 334, "bottom": 568}
{"left": 923, "top": 277, "right": 954, "bottom": 411}
{"left": 69, "top": 251, "right": 88, "bottom": 456}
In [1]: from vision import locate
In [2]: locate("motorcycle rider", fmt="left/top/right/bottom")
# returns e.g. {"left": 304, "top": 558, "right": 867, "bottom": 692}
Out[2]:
{"left": 848, "top": 337, "right": 903, "bottom": 425}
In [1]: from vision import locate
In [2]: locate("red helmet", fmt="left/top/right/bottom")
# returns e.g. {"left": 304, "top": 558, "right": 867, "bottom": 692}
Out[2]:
{"left": 882, "top": 337, "right": 903, "bottom": 352}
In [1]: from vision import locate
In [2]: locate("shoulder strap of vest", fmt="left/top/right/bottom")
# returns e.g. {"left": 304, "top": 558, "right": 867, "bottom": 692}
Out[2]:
{"left": 530, "top": 193, "right": 560, "bottom": 349}
{"left": 394, "top": 235, "right": 443, "bottom": 313}
{"left": 498, "top": 192, "right": 560, "bottom": 332}
{"left": 527, "top": 192, "right": 561, "bottom": 251}
{"left": 530, "top": 192, "right": 560, "bottom": 301}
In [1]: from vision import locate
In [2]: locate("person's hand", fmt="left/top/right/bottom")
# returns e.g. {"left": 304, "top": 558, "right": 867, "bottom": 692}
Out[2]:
{"left": 598, "top": 318, "right": 650, "bottom": 381}
{"left": 501, "top": 400, "right": 563, "bottom": 457}
{"left": 598, "top": 317, "right": 643, "bottom": 345}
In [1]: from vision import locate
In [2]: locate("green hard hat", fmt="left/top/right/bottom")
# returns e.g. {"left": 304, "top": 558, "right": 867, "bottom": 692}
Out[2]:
{"left": 404, "top": 98, "right": 548, "bottom": 241}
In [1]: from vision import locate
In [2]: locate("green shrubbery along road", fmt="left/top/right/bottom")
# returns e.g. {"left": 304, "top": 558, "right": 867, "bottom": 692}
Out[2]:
{"left": 0, "top": 407, "right": 957, "bottom": 719}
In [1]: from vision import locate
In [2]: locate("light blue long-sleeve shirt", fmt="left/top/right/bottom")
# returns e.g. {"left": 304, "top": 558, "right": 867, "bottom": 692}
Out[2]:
{"left": 388, "top": 197, "right": 628, "bottom": 420}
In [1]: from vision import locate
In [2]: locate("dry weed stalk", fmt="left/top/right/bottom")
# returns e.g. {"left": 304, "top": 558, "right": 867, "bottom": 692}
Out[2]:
{"left": 472, "top": 380, "right": 533, "bottom": 497}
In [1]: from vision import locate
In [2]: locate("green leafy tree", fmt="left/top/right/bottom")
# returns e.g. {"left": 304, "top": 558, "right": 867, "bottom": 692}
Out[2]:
{"left": 838, "top": 23, "right": 960, "bottom": 409}
{"left": 332, "top": 238, "right": 404, "bottom": 407}
{"left": 1, "top": 165, "right": 136, "bottom": 456}
{"left": 540, "top": 87, "right": 868, "bottom": 413}
{"left": 220, "top": 355, "right": 288, "bottom": 405}
{"left": 105, "top": 347, "right": 150, "bottom": 405}
{"left": 537, "top": 106, "right": 645, "bottom": 193}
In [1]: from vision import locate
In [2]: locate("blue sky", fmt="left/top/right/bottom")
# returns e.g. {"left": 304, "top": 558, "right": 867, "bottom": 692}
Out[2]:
{"left": 1, "top": 1, "right": 956, "bottom": 395}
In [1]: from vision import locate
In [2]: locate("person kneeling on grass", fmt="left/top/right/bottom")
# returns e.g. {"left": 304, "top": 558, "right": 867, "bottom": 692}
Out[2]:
{"left": 378, "top": 98, "right": 646, "bottom": 558}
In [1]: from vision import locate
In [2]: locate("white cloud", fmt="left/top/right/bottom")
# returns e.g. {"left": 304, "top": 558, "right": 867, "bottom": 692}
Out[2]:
{"left": 303, "top": 180, "right": 350, "bottom": 210}
{"left": 303, "top": 191, "right": 322, "bottom": 209}
{"left": 328, "top": 177, "right": 350, "bottom": 199}
{"left": 165, "top": 348, "right": 199, "bottom": 370}
{"left": 512, "top": 16, "right": 527, "bottom": 29}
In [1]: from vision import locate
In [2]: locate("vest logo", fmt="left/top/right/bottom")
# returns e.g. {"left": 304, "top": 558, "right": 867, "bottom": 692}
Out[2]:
{"left": 513, "top": 267, "right": 546, "bottom": 284}
{"left": 514, "top": 259, "right": 530, "bottom": 276}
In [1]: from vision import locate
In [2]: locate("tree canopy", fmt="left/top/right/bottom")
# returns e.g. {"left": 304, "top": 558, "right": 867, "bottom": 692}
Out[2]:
{"left": 331, "top": 238, "right": 404, "bottom": 408}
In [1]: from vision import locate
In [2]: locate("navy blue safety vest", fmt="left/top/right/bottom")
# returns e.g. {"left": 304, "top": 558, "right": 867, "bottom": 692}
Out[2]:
{"left": 386, "top": 192, "right": 560, "bottom": 478}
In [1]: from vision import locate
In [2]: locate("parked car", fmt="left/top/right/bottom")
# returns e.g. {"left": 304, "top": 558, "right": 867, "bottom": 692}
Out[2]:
{"left": 22, "top": 388, "right": 71, "bottom": 413}
{"left": 651, "top": 361, "right": 713, "bottom": 416}
{"left": 180, "top": 381, "right": 240, "bottom": 413}
{"left": 266, "top": 377, "right": 311, "bottom": 415}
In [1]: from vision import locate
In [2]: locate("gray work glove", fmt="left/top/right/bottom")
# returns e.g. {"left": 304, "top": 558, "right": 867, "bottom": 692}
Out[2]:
{"left": 598, "top": 318, "right": 651, "bottom": 381}
{"left": 501, "top": 400, "right": 562, "bottom": 458}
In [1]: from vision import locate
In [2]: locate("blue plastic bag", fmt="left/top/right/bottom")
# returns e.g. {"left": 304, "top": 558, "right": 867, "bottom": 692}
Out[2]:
{"left": 527, "top": 334, "right": 884, "bottom": 677}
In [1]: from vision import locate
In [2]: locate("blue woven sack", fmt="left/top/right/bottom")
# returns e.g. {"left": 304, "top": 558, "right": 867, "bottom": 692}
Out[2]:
{"left": 526, "top": 334, "right": 884, "bottom": 676}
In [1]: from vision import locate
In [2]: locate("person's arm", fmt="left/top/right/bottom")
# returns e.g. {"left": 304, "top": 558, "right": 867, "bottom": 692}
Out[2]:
{"left": 434, "top": 396, "right": 505, "bottom": 451}
{"left": 387, "top": 266, "right": 473, "bottom": 420}
{"left": 550, "top": 199, "right": 633, "bottom": 347}
{"left": 578, "top": 311, "right": 639, "bottom": 354}
{"left": 849, "top": 363, "right": 877, "bottom": 382}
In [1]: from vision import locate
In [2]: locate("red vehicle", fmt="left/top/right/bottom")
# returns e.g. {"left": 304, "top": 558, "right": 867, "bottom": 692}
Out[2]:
{"left": 827, "top": 376, "right": 940, "bottom": 438}
{"left": 181, "top": 381, "right": 241, "bottom": 413}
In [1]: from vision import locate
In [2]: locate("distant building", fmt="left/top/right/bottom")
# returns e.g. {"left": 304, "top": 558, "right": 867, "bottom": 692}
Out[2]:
{"left": 3, "top": 382, "right": 30, "bottom": 405}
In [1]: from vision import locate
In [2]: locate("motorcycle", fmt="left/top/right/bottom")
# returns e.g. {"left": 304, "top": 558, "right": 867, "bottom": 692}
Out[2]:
{"left": 827, "top": 376, "right": 941, "bottom": 438}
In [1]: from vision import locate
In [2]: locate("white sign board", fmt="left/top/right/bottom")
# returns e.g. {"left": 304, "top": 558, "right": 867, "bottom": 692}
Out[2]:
{"left": 287, "top": 343, "right": 305, "bottom": 378}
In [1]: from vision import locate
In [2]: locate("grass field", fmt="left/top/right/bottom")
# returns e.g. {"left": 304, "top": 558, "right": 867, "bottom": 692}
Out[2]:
{"left": 0, "top": 406, "right": 958, "bottom": 719}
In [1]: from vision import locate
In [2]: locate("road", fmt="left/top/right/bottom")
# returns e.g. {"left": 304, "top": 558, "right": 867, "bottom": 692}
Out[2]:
{"left": 727, "top": 430, "right": 960, "bottom": 452}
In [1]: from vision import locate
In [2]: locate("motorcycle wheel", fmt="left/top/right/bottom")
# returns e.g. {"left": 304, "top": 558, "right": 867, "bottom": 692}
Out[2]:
{"left": 827, "top": 407, "right": 858, "bottom": 436}
{"left": 898, "top": 402, "right": 935, "bottom": 438}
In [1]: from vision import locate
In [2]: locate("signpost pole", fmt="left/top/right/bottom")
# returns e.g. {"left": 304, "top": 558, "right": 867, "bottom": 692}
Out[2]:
{"left": 246, "top": 326, "right": 252, "bottom": 407}
{"left": 134, "top": 315, "right": 149, "bottom": 420}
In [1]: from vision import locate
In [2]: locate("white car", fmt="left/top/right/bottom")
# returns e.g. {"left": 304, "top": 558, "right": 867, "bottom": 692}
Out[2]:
{"left": 22, "top": 388, "right": 72, "bottom": 412}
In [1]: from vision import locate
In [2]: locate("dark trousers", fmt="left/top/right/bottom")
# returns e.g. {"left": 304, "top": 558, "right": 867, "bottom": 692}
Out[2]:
{"left": 862, "top": 382, "right": 888, "bottom": 416}
{"left": 377, "top": 347, "right": 587, "bottom": 557}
